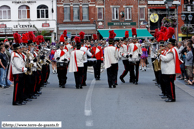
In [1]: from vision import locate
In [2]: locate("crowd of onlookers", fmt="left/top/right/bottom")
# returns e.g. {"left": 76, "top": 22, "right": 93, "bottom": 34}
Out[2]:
{"left": 0, "top": 40, "right": 14, "bottom": 88}
{"left": 177, "top": 36, "right": 194, "bottom": 85}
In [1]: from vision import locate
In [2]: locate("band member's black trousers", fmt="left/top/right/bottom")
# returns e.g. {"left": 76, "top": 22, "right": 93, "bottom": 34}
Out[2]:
{"left": 107, "top": 63, "right": 118, "bottom": 87}
{"left": 45, "top": 64, "right": 50, "bottom": 83}
{"left": 36, "top": 70, "right": 42, "bottom": 92}
{"left": 120, "top": 60, "right": 133, "bottom": 80}
{"left": 57, "top": 66, "right": 67, "bottom": 85}
{"left": 156, "top": 70, "right": 161, "bottom": 85}
{"left": 82, "top": 62, "right": 88, "bottom": 85}
{"left": 162, "top": 74, "right": 176, "bottom": 101}
{"left": 12, "top": 74, "right": 25, "bottom": 105}
{"left": 74, "top": 67, "right": 84, "bottom": 88}
{"left": 24, "top": 73, "right": 35, "bottom": 98}
{"left": 42, "top": 65, "right": 47, "bottom": 84}
{"left": 130, "top": 61, "right": 140, "bottom": 83}
{"left": 93, "top": 60, "right": 101, "bottom": 79}
{"left": 161, "top": 74, "right": 167, "bottom": 96}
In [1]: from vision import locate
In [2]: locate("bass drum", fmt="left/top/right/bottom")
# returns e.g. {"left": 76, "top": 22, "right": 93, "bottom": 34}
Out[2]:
{"left": 87, "top": 58, "right": 97, "bottom": 66}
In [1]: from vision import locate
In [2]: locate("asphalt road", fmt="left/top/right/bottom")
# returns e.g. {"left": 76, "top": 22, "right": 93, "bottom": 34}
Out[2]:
{"left": 0, "top": 60, "right": 194, "bottom": 129}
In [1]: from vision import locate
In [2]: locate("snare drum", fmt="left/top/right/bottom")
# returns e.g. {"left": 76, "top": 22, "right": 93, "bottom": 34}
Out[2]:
{"left": 87, "top": 58, "right": 97, "bottom": 66}
{"left": 57, "top": 62, "right": 68, "bottom": 67}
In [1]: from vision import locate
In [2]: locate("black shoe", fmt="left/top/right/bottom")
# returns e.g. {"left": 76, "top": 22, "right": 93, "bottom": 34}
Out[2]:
{"left": 135, "top": 82, "right": 138, "bottom": 85}
{"left": 130, "top": 79, "right": 133, "bottom": 83}
{"left": 62, "top": 85, "right": 65, "bottom": 88}
{"left": 37, "top": 91, "right": 42, "bottom": 94}
{"left": 13, "top": 102, "right": 22, "bottom": 105}
{"left": 30, "top": 96, "right": 37, "bottom": 99}
{"left": 44, "top": 83, "right": 47, "bottom": 85}
{"left": 82, "top": 83, "right": 87, "bottom": 86}
{"left": 22, "top": 101, "right": 27, "bottom": 104}
{"left": 20, "top": 101, "right": 26, "bottom": 105}
{"left": 120, "top": 77, "right": 125, "bottom": 83}
{"left": 46, "top": 81, "right": 50, "bottom": 84}
{"left": 109, "top": 86, "right": 112, "bottom": 88}
{"left": 80, "top": 86, "right": 83, "bottom": 89}
{"left": 161, "top": 96, "right": 168, "bottom": 99}
{"left": 25, "top": 98, "right": 32, "bottom": 102}
{"left": 159, "top": 94, "right": 164, "bottom": 96}
{"left": 153, "top": 79, "right": 156, "bottom": 81}
{"left": 113, "top": 85, "right": 116, "bottom": 88}
{"left": 165, "top": 98, "right": 175, "bottom": 102}
{"left": 96, "top": 78, "right": 100, "bottom": 80}
{"left": 76, "top": 86, "right": 79, "bottom": 89}
{"left": 34, "top": 94, "right": 40, "bottom": 97}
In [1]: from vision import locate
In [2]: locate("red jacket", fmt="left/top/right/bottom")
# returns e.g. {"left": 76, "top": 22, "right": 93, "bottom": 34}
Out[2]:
{"left": 91, "top": 46, "right": 103, "bottom": 61}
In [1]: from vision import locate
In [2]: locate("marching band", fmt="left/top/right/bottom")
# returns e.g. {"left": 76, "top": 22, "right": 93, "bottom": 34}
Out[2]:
{"left": 6, "top": 26, "right": 182, "bottom": 105}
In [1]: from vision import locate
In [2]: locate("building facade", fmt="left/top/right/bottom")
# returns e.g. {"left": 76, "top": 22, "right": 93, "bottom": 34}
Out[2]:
{"left": 178, "top": 0, "right": 194, "bottom": 40}
{"left": 147, "top": 0, "right": 180, "bottom": 39}
{"left": 0, "top": 0, "right": 57, "bottom": 42}
{"left": 57, "top": 0, "right": 150, "bottom": 40}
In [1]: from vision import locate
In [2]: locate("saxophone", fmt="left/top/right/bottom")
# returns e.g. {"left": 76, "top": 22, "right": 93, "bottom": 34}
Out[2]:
{"left": 36, "top": 51, "right": 42, "bottom": 71}
{"left": 25, "top": 53, "right": 33, "bottom": 75}
{"left": 152, "top": 47, "right": 165, "bottom": 71}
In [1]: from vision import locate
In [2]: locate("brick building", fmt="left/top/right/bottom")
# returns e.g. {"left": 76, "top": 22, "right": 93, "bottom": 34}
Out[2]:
{"left": 57, "top": 0, "right": 152, "bottom": 40}
{"left": 57, "top": 0, "right": 97, "bottom": 40}
{"left": 147, "top": 0, "right": 180, "bottom": 40}
{"left": 178, "top": 0, "right": 194, "bottom": 40}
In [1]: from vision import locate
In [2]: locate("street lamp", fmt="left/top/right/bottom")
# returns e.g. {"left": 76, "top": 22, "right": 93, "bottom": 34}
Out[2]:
{"left": 164, "top": 0, "right": 174, "bottom": 17}
{"left": 181, "top": 14, "right": 193, "bottom": 39}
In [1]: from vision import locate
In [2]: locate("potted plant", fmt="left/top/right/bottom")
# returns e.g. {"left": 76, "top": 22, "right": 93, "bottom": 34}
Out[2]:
{"left": 162, "top": 16, "right": 177, "bottom": 28}
{"left": 181, "top": 25, "right": 194, "bottom": 34}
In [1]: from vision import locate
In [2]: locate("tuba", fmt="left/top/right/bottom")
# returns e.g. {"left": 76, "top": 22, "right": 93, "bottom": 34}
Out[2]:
{"left": 152, "top": 47, "right": 165, "bottom": 72}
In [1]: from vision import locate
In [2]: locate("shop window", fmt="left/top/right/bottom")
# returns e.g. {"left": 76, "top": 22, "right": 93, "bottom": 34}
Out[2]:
{"left": 184, "top": 0, "right": 194, "bottom": 4}
{"left": 112, "top": 7, "right": 119, "bottom": 20}
{"left": 37, "top": 5, "right": 48, "bottom": 19}
{"left": 64, "top": 4, "right": 70, "bottom": 21}
{"left": 140, "top": 7, "right": 145, "bottom": 20}
{"left": 97, "top": 8, "right": 103, "bottom": 20}
{"left": 18, "top": 5, "right": 30, "bottom": 19}
{"left": 73, "top": 5, "right": 79, "bottom": 21}
{"left": 82, "top": 5, "right": 89, "bottom": 21}
{"left": 125, "top": 7, "right": 132, "bottom": 20}
{"left": 0, "top": 5, "right": 11, "bottom": 19}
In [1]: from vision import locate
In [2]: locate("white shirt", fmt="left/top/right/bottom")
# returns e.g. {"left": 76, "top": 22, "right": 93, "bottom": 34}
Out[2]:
{"left": 119, "top": 44, "right": 129, "bottom": 60}
{"left": 104, "top": 45, "right": 119, "bottom": 69}
{"left": 54, "top": 49, "right": 69, "bottom": 63}
{"left": 80, "top": 46, "right": 92, "bottom": 63}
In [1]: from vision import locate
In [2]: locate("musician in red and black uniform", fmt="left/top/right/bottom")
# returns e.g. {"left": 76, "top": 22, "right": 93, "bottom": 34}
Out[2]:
{"left": 54, "top": 34, "right": 69, "bottom": 88}
{"left": 91, "top": 38, "right": 103, "bottom": 80}
{"left": 8, "top": 33, "right": 28, "bottom": 105}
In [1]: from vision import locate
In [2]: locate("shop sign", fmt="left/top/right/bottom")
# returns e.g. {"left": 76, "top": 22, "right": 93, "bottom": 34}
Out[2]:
{"left": 13, "top": 24, "right": 35, "bottom": 28}
{"left": 108, "top": 22, "right": 136, "bottom": 26}
{"left": 12, "top": 1, "right": 36, "bottom": 4}
{"left": 42, "top": 23, "right": 50, "bottom": 27}
{"left": 0, "top": 24, "right": 6, "bottom": 28}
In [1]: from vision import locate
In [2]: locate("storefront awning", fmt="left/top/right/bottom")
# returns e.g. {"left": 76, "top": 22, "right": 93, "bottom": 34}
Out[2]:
{"left": 98, "top": 29, "right": 153, "bottom": 39}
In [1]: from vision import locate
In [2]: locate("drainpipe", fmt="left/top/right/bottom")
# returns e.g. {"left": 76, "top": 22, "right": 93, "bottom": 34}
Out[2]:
{"left": 138, "top": 0, "right": 139, "bottom": 28}
{"left": 104, "top": 0, "right": 106, "bottom": 29}
{"left": 56, "top": 0, "right": 58, "bottom": 41}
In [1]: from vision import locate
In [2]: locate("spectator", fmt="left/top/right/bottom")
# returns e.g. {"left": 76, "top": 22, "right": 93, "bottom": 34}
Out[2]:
{"left": 0, "top": 46, "right": 12, "bottom": 88}
{"left": 185, "top": 44, "right": 193, "bottom": 85}
{"left": 5, "top": 42, "right": 11, "bottom": 59}
{"left": 90, "top": 41, "right": 94, "bottom": 47}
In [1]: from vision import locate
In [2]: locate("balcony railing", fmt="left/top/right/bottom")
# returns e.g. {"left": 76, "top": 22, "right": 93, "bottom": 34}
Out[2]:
{"left": 182, "top": 4, "right": 194, "bottom": 12}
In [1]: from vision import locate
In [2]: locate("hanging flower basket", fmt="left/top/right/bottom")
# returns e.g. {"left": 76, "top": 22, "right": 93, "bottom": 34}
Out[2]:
{"left": 181, "top": 25, "right": 194, "bottom": 34}
{"left": 162, "top": 16, "right": 177, "bottom": 28}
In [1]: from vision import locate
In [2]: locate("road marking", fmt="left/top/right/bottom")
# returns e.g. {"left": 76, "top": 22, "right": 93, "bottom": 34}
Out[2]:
{"left": 85, "top": 79, "right": 96, "bottom": 127}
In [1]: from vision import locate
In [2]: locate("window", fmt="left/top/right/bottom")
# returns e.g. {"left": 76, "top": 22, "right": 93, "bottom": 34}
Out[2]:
{"left": 18, "top": 5, "right": 30, "bottom": 19}
{"left": 37, "top": 5, "right": 48, "bottom": 19}
{"left": 112, "top": 7, "right": 119, "bottom": 20}
{"left": 64, "top": 4, "right": 70, "bottom": 21}
{"left": 73, "top": 5, "right": 79, "bottom": 21}
{"left": 140, "top": 7, "right": 145, "bottom": 20}
{"left": 82, "top": 5, "right": 89, "bottom": 21}
{"left": 125, "top": 7, "right": 131, "bottom": 20}
{"left": 0, "top": 5, "right": 11, "bottom": 19}
{"left": 97, "top": 8, "right": 103, "bottom": 20}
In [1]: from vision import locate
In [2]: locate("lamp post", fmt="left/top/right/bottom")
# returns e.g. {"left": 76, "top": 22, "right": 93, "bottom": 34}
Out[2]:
{"left": 164, "top": 0, "right": 174, "bottom": 17}
{"left": 181, "top": 14, "right": 193, "bottom": 39}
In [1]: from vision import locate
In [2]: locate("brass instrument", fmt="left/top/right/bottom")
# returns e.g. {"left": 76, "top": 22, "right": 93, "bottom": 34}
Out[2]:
{"left": 25, "top": 53, "right": 33, "bottom": 75}
{"left": 152, "top": 47, "right": 165, "bottom": 72}
{"left": 36, "top": 50, "right": 42, "bottom": 71}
